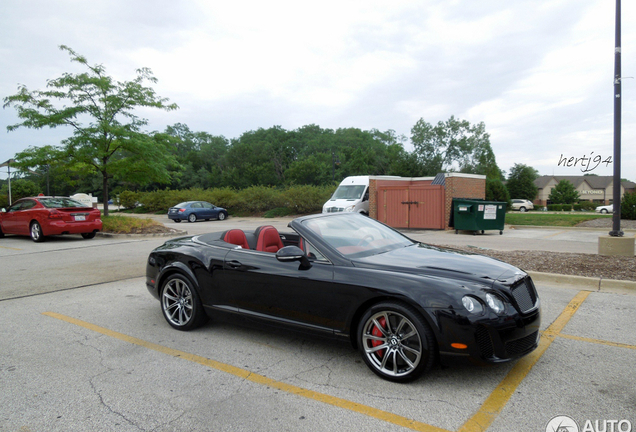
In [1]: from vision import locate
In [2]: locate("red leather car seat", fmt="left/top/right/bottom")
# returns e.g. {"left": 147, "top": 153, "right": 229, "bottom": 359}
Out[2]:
{"left": 223, "top": 229, "right": 250, "bottom": 249}
{"left": 255, "top": 226, "right": 284, "bottom": 253}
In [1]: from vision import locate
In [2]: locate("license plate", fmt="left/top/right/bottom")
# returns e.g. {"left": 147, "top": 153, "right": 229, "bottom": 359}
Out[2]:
{"left": 74, "top": 215, "right": 86, "bottom": 221}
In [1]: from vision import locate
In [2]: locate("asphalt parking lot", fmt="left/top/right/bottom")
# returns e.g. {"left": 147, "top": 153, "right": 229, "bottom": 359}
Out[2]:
{"left": 1, "top": 218, "right": 635, "bottom": 431}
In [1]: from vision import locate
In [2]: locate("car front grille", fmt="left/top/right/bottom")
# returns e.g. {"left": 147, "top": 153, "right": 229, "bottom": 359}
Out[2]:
{"left": 505, "top": 331, "right": 539, "bottom": 356}
{"left": 325, "top": 207, "right": 344, "bottom": 213}
{"left": 511, "top": 278, "right": 538, "bottom": 313}
{"left": 475, "top": 325, "right": 494, "bottom": 359}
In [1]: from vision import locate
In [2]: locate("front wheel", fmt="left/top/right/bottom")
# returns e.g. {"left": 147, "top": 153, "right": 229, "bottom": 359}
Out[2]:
{"left": 358, "top": 302, "right": 436, "bottom": 382}
{"left": 218, "top": 212, "right": 227, "bottom": 221}
{"left": 30, "top": 221, "right": 45, "bottom": 242}
{"left": 160, "top": 274, "right": 208, "bottom": 330}
{"left": 519, "top": 207, "right": 527, "bottom": 212}
{"left": 601, "top": 209, "right": 608, "bottom": 214}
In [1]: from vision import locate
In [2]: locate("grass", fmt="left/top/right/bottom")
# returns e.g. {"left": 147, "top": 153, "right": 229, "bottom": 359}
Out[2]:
{"left": 504, "top": 212, "right": 612, "bottom": 227}
{"left": 101, "top": 215, "right": 164, "bottom": 233}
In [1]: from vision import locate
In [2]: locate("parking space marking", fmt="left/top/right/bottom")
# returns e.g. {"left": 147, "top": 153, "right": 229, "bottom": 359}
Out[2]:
{"left": 542, "top": 230, "right": 566, "bottom": 239}
{"left": 557, "top": 333, "right": 636, "bottom": 350}
{"left": 44, "top": 290, "right": 609, "bottom": 432}
{"left": 457, "top": 290, "right": 591, "bottom": 432}
{"left": 42, "top": 311, "right": 450, "bottom": 432}
{"left": 0, "top": 245, "right": 22, "bottom": 250}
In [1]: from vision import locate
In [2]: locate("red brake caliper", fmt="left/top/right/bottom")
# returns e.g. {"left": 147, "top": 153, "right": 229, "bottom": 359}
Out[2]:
{"left": 372, "top": 317, "right": 387, "bottom": 358}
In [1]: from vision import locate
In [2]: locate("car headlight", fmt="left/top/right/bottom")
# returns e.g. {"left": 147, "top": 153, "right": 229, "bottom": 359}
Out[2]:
{"left": 462, "top": 296, "right": 484, "bottom": 314}
{"left": 345, "top": 205, "right": 355, "bottom": 212}
{"left": 486, "top": 293, "right": 505, "bottom": 314}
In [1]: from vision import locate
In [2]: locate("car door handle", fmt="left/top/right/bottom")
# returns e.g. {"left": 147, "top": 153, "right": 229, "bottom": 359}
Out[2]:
{"left": 226, "top": 260, "right": 243, "bottom": 269}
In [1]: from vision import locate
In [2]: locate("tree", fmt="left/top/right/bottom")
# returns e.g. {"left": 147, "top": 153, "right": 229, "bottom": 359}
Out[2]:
{"left": 3, "top": 45, "right": 178, "bottom": 215}
{"left": 621, "top": 190, "right": 636, "bottom": 220}
{"left": 506, "top": 164, "right": 539, "bottom": 200}
{"left": 410, "top": 116, "right": 502, "bottom": 178}
{"left": 485, "top": 178, "right": 511, "bottom": 209}
{"left": 0, "top": 179, "right": 41, "bottom": 208}
{"left": 549, "top": 180, "right": 579, "bottom": 204}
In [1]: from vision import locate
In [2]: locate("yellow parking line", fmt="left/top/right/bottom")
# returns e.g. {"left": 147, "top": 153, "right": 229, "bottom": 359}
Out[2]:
{"left": 457, "top": 291, "right": 590, "bottom": 432}
{"left": 0, "top": 245, "right": 22, "bottom": 250}
{"left": 557, "top": 333, "right": 636, "bottom": 350}
{"left": 543, "top": 230, "right": 566, "bottom": 239}
{"left": 42, "top": 312, "right": 449, "bottom": 432}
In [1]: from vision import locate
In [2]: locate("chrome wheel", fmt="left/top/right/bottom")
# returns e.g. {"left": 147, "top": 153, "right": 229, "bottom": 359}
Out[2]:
{"left": 160, "top": 275, "right": 207, "bottom": 330}
{"left": 358, "top": 302, "right": 435, "bottom": 382}
{"left": 188, "top": 213, "right": 197, "bottom": 223}
{"left": 218, "top": 212, "right": 226, "bottom": 221}
{"left": 30, "top": 222, "right": 44, "bottom": 242}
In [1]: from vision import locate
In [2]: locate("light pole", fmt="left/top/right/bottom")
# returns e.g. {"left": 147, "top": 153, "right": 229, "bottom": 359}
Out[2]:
{"left": 610, "top": 0, "right": 623, "bottom": 237}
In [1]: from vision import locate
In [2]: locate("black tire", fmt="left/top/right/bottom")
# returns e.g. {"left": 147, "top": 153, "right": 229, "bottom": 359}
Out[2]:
{"left": 30, "top": 221, "right": 45, "bottom": 242}
{"left": 358, "top": 302, "right": 436, "bottom": 383}
{"left": 81, "top": 232, "right": 96, "bottom": 239}
{"left": 218, "top": 212, "right": 227, "bottom": 221}
{"left": 0, "top": 224, "right": 4, "bottom": 238}
{"left": 188, "top": 213, "right": 197, "bottom": 223}
{"left": 174, "top": 219, "right": 181, "bottom": 223}
{"left": 160, "top": 274, "right": 208, "bottom": 331}
{"left": 601, "top": 209, "right": 608, "bottom": 214}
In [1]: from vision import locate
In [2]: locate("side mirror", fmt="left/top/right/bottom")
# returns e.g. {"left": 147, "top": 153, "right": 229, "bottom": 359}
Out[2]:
{"left": 276, "top": 246, "right": 311, "bottom": 269}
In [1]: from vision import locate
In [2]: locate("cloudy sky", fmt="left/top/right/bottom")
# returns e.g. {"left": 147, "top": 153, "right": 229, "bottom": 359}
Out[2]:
{"left": 1, "top": 0, "right": 635, "bottom": 182}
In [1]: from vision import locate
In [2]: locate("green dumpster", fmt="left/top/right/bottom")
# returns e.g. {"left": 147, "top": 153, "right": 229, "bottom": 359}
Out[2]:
{"left": 451, "top": 199, "right": 507, "bottom": 235}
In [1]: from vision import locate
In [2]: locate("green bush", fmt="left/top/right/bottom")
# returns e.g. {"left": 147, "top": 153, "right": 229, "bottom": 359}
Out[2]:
{"left": 547, "top": 204, "right": 562, "bottom": 211}
{"left": 621, "top": 191, "right": 636, "bottom": 220}
{"left": 118, "top": 190, "right": 139, "bottom": 209}
{"left": 281, "top": 185, "right": 335, "bottom": 214}
{"left": 135, "top": 185, "right": 336, "bottom": 216}
{"left": 578, "top": 201, "right": 597, "bottom": 211}
{"left": 233, "top": 186, "right": 285, "bottom": 213}
{"left": 562, "top": 204, "right": 572, "bottom": 211}
{"left": 572, "top": 204, "right": 582, "bottom": 211}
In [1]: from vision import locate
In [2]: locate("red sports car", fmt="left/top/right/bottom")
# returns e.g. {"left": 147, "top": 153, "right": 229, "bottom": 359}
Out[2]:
{"left": 0, "top": 196, "right": 102, "bottom": 242}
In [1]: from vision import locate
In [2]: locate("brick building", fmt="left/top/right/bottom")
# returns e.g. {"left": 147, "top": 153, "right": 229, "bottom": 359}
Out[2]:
{"left": 534, "top": 176, "right": 636, "bottom": 206}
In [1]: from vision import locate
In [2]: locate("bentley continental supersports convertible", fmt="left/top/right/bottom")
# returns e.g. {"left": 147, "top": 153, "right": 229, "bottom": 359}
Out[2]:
{"left": 146, "top": 213, "right": 540, "bottom": 382}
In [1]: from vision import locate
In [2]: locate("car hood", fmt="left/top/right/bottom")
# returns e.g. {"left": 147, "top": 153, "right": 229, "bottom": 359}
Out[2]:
{"left": 352, "top": 243, "right": 525, "bottom": 286}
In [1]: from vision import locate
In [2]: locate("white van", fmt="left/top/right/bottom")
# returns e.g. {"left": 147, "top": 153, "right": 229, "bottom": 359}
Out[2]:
{"left": 323, "top": 176, "right": 370, "bottom": 215}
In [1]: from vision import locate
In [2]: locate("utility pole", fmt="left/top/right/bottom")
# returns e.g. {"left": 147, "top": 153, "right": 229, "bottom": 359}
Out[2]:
{"left": 610, "top": 0, "right": 623, "bottom": 237}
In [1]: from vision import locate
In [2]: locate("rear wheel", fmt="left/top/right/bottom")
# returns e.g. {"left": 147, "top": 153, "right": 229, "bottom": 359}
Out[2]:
{"left": 30, "top": 221, "right": 45, "bottom": 242}
{"left": 81, "top": 232, "right": 96, "bottom": 239}
{"left": 358, "top": 302, "right": 435, "bottom": 382}
{"left": 188, "top": 213, "right": 197, "bottom": 223}
{"left": 160, "top": 274, "right": 208, "bottom": 330}
{"left": 174, "top": 219, "right": 181, "bottom": 223}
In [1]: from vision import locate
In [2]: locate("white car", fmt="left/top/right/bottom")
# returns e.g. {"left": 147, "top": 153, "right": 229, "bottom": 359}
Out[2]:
{"left": 595, "top": 204, "right": 613, "bottom": 214}
{"left": 511, "top": 199, "right": 534, "bottom": 212}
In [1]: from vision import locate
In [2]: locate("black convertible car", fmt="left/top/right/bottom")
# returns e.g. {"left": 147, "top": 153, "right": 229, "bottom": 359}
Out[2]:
{"left": 146, "top": 213, "right": 540, "bottom": 382}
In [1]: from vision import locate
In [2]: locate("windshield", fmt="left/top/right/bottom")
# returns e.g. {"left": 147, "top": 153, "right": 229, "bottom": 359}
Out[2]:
{"left": 302, "top": 215, "right": 413, "bottom": 259}
{"left": 331, "top": 185, "right": 366, "bottom": 200}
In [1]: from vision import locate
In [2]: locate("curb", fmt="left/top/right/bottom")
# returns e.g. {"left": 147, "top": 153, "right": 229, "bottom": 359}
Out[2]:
{"left": 527, "top": 271, "right": 636, "bottom": 295}
{"left": 97, "top": 230, "right": 187, "bottom": 238}
{"left": 508, "top": 225, "right": 636, "bottom": 233}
